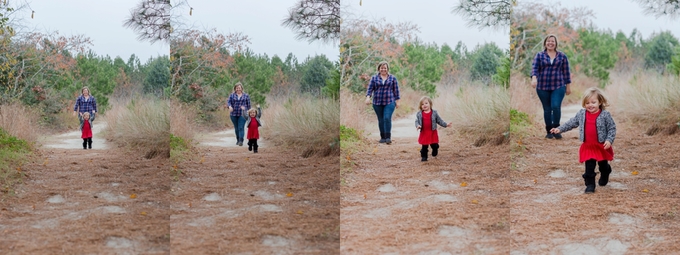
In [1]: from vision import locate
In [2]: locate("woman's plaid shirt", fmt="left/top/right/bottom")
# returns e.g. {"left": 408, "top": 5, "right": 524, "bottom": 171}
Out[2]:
{"left": 531, "top": 50, "right": 572, "bottom": 90}
{"left": 227, "top": 93, "right": 251, "bottom": 117}
{"left": 366, "top": 74, "right": 400, "bottom": 105}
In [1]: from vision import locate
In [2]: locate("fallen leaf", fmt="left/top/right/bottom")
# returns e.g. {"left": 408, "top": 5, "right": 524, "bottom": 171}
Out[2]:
{"left": 16, "top": 167, "right": 20, "bottom": 172}
{"left": 346, "top": 155, "right": 351, "bottom": 161}
{"left": 533, "top": 179, "right": 537, "bottom": 184}
{"left": 632, "top": 171, "right": 639, "bottom": 175}
{"left": 188, "top": 202, "right": 192, "bottom": 208}
{"left": 460, "top": 182, "right": 468, "bottom": 187}
{"left": 140, "top": 211, "right": 147, "bottom": 216}
{"left": 642, "top": 189, "right": 649, "bottom": 193}
{"left": 471, "top": 200, "right": 478, "bottom": 204}
{"left": 286, "top": 192, "right": 293, "bottom": 197}
{"left": 130, "top": 194, "right": 137, "bottom": 199}
{"left": 173, "top": 165, "right": 178, "bottom": 169}
{"left": 296, "top": 210, "right": 303, "bottom": 214}
{"left": 363, "top": 194, "right": 366, "bottom": 199}
{"left": 245, "top": 158, "right": 249, "bottom": 161}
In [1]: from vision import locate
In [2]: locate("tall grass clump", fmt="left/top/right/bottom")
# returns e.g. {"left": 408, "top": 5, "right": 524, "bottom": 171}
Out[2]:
{"left": 440, "top": 85, "right": 510, "bottom": 146}
{"left": 609, "top": 71, "right": 680, "bottom": 135}
{"left": 0, "top": 128, "right": 31, "bottom": 194}
{"left": 0, "top": 103, "right": 40, "bottom": 144}
{"left": 105, "top": 97, "right": 170, "bottom": 158}
{"left": 262, "top": 95, "right": 339, "bottom": 157}
{"left": 340, "top": 89, "right": 370, "bottom": 134}
{"left": 170, "top": 100, "right": 197, "bottom": 163}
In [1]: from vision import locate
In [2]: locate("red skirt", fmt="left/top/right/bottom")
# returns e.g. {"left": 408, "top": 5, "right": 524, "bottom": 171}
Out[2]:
{"left": 579, "top": 141, "right": 613, "bottom": 163}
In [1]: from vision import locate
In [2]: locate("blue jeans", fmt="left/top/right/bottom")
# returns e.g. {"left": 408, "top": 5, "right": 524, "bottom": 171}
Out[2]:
{"left": 372, "top": 102, "right": 396, "bottom": 135}
{"left": 536, "top": 86, "right": 566, "bottom": 128}
{"left": 230, "top": 115, "right": 246, "bottom": 143}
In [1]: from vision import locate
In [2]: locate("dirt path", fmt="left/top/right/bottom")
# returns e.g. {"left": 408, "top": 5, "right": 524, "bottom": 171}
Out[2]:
{"left": 0, "top": 119, "right": 170, "bottom": 254}
{"left": 341, "top": 114, "right": 512, "bottom": 253}
{"left": 510, "top": 105, "right": 680, "bottom": 254}
{"left": 169, "top": 128, "right": 339, "bottom": 254}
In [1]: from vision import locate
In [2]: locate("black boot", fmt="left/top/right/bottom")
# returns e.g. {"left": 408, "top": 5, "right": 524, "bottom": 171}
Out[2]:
{"left": 379, "top": 133, "right": 386, "bottom": 143}
{"left": 83, "top": 140, "right": 87, "bottom": 149}
{"left": 545, "top": 126, "right": 554, "bottom": 139}
{"left": 583, "top": 173, "right": 597, "bottom": 193}
{"left": 431, "top": 143, "right": 439, "bottom": 157}
{"left": 598, "top": 161, "right": 612, "bottom": 186}
{"left": 420, "top": 146, "right": 428, "bottom": 161}
{"left": 248, "top": 140, "right": 253, "bottom": 151}
{"left": 253, "top": 144, "right": 258, "bottom": 153}
{"left": 88, "top": 138, "right": 92, "bottom": 149}
{"left": 553, "top": 124, "right": 562, "bottom": 139}
{"left": 385, "top": 133, "right": 392, "bottom": 145}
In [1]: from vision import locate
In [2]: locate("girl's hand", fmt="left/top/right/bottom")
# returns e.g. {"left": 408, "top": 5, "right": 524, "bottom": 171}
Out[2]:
{"left": 550, "top": 128, "right": 561, "bottom": 134}
{"left": 365, "top": 96, "right": 371, "bottom": 105}
{"left": 416, "top": 125, "right": 421, "bottom": 130}
{"left": 447, "top": 123, "right": 452, "bottom": 128}
{"left": 603, "top": 141, "right": 611, "bottom": 150}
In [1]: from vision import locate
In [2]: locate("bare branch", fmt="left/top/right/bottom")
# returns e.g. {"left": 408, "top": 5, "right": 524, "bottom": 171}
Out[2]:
{"left": 452, "top": 0, "right": 514, "bottom": 31}
{"left": 281, "top": 0, "right": 340, "bottom": 44}
{"left": 632, "top": 0, "right": 680, "bottom": 19}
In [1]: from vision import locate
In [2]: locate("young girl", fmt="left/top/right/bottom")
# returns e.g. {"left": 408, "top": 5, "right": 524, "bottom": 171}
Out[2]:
{"left": 551, "top": 87, "right": 616, "bottom": 194}
{"left": 415, "top": 97, "right": 452, "bottom": 161}
{"left": 80, "top": 112, "right": 93, "bottom": 149}
{"left": 243, "top": 105, "right": 262, "bottom": 153}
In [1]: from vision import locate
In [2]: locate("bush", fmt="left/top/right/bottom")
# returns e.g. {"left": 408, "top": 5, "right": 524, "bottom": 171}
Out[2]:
{"left": 0, "top": 128, "right": 31, "bottom": 194}
{"left": 262, "top": 95, "right": 339, "bottom": 157}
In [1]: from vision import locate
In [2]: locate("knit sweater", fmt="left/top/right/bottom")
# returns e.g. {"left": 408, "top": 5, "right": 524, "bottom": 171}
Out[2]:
{"left": 557, "top": 109, "right": 616, "bottom": 144}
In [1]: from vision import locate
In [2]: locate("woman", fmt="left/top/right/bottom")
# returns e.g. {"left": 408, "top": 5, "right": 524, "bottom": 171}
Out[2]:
{"left": 365, "top": 61, "right": 400, "bottom": 145}
{"left": 531, "top": 34, "right": 572, "bottom": 139}
{"left": 227, "top": 82, "right": 251, "bottom": 146}
{"left": 73, "top": 87, "right": 97, "bottom": 125}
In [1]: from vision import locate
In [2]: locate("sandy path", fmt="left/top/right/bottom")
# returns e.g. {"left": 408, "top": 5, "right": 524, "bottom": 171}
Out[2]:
{"left": 169, "top": 127, "right": 339, "bottom": 254}
{"left": 0, "top": 118, "right": 170, "bottom": 254}
{"left": 341, "top": 114, "right": 512, "bottom": 253}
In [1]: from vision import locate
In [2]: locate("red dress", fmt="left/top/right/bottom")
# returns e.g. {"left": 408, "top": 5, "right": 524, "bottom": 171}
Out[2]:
{"left": 579, "top": 110, "right": 614, "bottom": 163}
{"left": 418, "top": 111, "right": 439, "bottom": 145}
{"left": 246, "top": 117, "right": 259, "bottom": 140}
{"left": 81, "top": 120, "right": 92, "bottom": 139}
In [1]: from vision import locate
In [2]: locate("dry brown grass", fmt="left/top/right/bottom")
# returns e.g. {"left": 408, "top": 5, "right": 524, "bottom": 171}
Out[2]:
{"left": 261, "top": 94, "right": 339, "bottom": 157}
{"left": 0, "top": 103, "right": 40, "bottom": 145}
{"left": 438, "top": 84, "right": 510, "bottom": 146}
{"left": 170, "top": 100, "right": 196, "bottom": 145}
{"left": 606, "top": 71, "right": 680, "bottom": 134}
{"left": 340, "top": 89, "right": 370, "bottom": 133}
{"left": 104, "top": 97, "right": 170, "bottom": 158}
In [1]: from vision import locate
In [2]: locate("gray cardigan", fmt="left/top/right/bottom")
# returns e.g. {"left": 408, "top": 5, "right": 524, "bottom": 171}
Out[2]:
{"left": 415, "top": 110, "right": 448, "bottom": 131}
{"left": 242, "top": 106, "right": 262, "bottom": 127}
{"left": 557, "top": 109, "right": 616, "bottom": 144}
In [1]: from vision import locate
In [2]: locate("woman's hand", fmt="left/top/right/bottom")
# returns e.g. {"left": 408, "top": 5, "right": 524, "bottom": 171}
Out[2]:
{"left": 566, "top": 85, "right": 572, "bottom": 95}
{"left": 365, "top": 96, "right": 371, "bottom": 105}
{"left": 228, "top": 106, "right": 233, "bottom": 113}
{"left": 395, "top": 100, "right": 400, "bottom": 109}
{"left": 531, "top": 76, "right": 537, "bottom": 88}
{"left": 603, "top": 141, "right": 611, "bottom": 150}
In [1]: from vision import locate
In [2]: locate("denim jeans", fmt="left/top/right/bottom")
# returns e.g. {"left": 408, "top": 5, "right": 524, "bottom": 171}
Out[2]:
{"left": 372, "top": 102, "right": 396, "bottom": 135}
{"left": 230, "top": 115, "right": 246, "bottom": 143}
{"left": 536, "top": 86, "right": 566, "bottom": 128}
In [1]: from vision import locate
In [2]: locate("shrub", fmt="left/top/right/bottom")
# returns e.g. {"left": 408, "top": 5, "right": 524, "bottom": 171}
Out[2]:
{"left": 104, "top": 97, "right": 170, "bottom": 158}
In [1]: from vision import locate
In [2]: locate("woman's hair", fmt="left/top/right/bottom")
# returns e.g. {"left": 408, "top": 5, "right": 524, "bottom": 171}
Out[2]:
{"left": 419, "top": 96, "right": 433, "bottom": 110}
{"left": 81, "top": 87, "right": 90, "bottom": 94}
{"left": 233, "top": 82, "right": 244, "bottom": 92}
{"left": 247, "top": 107, "right": 258, "bottom": 116}
{"left": 83, "top": 112, "right": 91, "bottom": 118}
{"left": 543, "top": 34, "right": 559, "bottom": 51}
{"left": 581, "top": 87, "right": 609, "bottom": 110}
{"left": 376, "top": 61, "right": 389, "bottom": 73}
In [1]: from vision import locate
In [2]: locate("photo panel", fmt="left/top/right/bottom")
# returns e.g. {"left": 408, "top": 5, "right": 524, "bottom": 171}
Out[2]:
{"left": 339, "top": 0, "right": 512, "bottom": 253}
{"left": 509, "top": 0, "right": 680, "bottom": 253}
{"left": 0, "top": 0, "right": 171, "bottom": 253}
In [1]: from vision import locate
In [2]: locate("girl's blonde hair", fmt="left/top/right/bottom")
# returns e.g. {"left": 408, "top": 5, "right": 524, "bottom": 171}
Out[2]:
{"left": 83, "top": 112, "right": 91, "bottom": 118}
{"left": 376, "top": 61, "right": 389, "bottom": 73}
{"left": 418, "top": 96, "right": 433, "bottom": 110}
{"left": 543, "top": 34, "right": 559, "bottom": 51}
{"left": 581, "top": 87, "right": 609, "bottom": 110}
{"left": 247, "top": 108, "right": 258, "bottom": 116}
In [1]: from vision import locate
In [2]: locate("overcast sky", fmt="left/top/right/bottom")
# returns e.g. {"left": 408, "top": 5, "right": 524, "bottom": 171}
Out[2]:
{"left": 175, "top": 1, "right": 338, "bottom": 62}
{"left": 22, "top": 0, "right": 168, "bottom": 63}
{"left": 345, "top": 0, "right": 509, "bottom": 50}
{"left": 531, "top": 0, "right": 680, "bottom": 38}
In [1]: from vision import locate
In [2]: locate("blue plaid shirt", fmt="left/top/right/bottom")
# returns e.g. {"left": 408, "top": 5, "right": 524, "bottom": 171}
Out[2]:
{"left": 366, "top": 74, "right": 400, "bottom": 105}
{"left": 73, "top": 95, "right": 97, "bottom": 113}
{"left": 531, "top": 50, "right": 572, "bottom": 90}
{"left": 227, "top": 93, "right": 251, "bottom": 117}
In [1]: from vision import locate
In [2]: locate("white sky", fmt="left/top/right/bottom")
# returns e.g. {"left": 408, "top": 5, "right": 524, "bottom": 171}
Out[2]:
{"left": 176, "top": 0, "right": 338, "bottom": 62}
{"left": 531, "top": 0, "right": 680, "bottom": 39}
{"left": 22, "top": 0, "right": 168, "bottom": 63}
{"left": 345, "top": 0, "right": 509, "bottom": 50}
